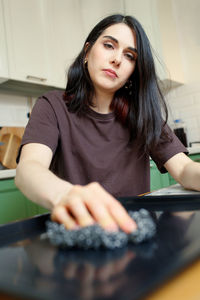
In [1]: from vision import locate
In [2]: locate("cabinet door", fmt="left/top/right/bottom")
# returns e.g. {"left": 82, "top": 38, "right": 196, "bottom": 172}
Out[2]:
{"left": 124, "top": 0, "right": 164, "bottom": 77}
{"left": 45, "top": 0, "right": 124, "bottom": 88}
{"left": 124, "top": 0, "right": 184, "bottom": 87}
{"left": 0, "top": 179, "right": 27, "bottom": 224}
{"left": 0, "top": 0, "right": 9, "bottom": 82}
{"left": 44, "top": 0, "right": 85, "bottom": 88}
{"left": 2, "top": 0, "right": 50, "bottom": 85}
{"left": 168, "top": 153, "right": 200, "bottom": 185}
{"left": 80, "top": 0, "right": 124, "bottom": 38}
{"left": 0, "top": 179, "right": 49, "bottom": 224}
{"left": 150, "top": 160, "right": 170, "bottom": 191}
{"left": 189, "top": 153, "right": 200, "bottom": 163}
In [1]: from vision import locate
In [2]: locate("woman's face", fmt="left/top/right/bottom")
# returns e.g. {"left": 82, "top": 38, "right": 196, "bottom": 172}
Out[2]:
{"left": 85, "top": 23, "right": 137, "bottom": 95}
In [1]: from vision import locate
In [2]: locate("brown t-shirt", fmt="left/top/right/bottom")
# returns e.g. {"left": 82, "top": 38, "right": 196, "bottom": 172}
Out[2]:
{"left": 17, "top": 90, "right": 187, "bottom": 197}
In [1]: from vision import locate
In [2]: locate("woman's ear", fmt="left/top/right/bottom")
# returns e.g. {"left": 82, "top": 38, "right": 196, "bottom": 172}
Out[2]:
{"left": 84, "top": 42, "right": 90, "bottom": 59}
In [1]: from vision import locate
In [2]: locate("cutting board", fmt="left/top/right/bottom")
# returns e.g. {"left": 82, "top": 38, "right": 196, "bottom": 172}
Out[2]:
{"left": 0, "top": 127, "right": 24, "bottom": 169}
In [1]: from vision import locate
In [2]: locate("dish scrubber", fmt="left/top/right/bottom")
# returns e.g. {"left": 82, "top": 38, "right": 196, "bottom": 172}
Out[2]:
{"left": 46, "top": 209, "right": 156, "bottom": 250}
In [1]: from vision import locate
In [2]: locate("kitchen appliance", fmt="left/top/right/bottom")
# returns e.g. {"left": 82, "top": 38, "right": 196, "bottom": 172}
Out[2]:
{"left": 1, "top": 194, "right": 200, "bottom": 300}
{"left": 173, "top": 119, "right": 188, "bottom": 147}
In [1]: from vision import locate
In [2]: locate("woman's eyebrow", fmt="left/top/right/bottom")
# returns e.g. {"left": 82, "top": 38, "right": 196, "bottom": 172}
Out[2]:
{"left": 103, "top": 35, "right": 138, "bottom": 53}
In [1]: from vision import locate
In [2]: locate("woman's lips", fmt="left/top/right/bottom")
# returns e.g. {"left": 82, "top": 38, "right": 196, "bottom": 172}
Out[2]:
{"left": 103, "top": 69, "right": 118, "bottom": 78}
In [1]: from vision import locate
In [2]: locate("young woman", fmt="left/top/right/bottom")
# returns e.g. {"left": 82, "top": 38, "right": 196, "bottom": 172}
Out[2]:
{"left": 15, "top": 14, "right": 200, "bottom": 233}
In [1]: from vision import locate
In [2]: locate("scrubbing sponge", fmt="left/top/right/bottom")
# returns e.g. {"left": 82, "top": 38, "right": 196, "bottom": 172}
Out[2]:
{"left": 46, "top": 209, "right": 156, "bottom": 250}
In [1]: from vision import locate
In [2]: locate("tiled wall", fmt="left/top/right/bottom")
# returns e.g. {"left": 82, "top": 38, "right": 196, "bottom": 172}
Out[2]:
{"left": 165, "top": 0, "right": 200, "bottom": 146}
{"left": 166, "top": 83, "right": 200, "bottom": 145}
{"left": 0, "top": 92, "right": 29, "bottom": 127}
{"left": 0, "top": 92, "right": 37, "bottom": 128}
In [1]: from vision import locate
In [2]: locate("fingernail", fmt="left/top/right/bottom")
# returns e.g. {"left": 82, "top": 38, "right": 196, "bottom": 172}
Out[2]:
{"left": 126, "top": 220, "right": 137, "bottom": 232}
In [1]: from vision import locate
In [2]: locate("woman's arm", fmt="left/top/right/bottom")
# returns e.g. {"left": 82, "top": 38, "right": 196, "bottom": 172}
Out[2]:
{"left": 15, "top": 143, "right": 136, "bottom": 233}
{"left": 164, "top": 152, "right": 200, "bottom": 191}
{"left": 15, "top": 143, "right": 73, "bottom": 210}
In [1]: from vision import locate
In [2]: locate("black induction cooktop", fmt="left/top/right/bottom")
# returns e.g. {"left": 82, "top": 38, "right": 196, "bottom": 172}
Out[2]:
{"left": 1, "top": 194, "right": 200, "bottom": 300}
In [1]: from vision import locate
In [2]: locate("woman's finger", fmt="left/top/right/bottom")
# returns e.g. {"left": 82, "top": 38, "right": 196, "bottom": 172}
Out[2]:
{"left": 76, "top": 183, "right": 118, "bottom": 231}
{"left": 87, "top": 199, "right": 119, "bottom": 231}
{"left": 51, "top": 205, "right": 77, "bottom": 230}
{"left": 68, "top": 185, "right": 117, "bottom": 231}
{"left": 107, "top": 199, "right": 137, "bottom": 233}
{"left": 67, "top": 194, "right": 95, "bottom": 227}
{"left": 85, "top": 182, "right": 136, "bottom": 233}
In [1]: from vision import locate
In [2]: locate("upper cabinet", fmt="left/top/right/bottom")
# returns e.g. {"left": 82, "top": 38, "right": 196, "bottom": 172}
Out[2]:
{"left": 0, "top": 0, "right": 184, "bottom": 93}
{"left": 2, "top": 0, "right": 51, "bottom": 86}
{"left": 45, "top": 0, "right": 124, "bottom": 88}
{"left": 0, "top": 0, "right": 125, "bottom": 90}
{"left": 79, "top": 0, "right": 124, "bottom": 37}
{"left": 44, "top": 0, "right": 85, "bottom": 89}
{"left": 155, "top": 0, "right": 185, "bottom": 88}
{"left": 124, "top": 0, "right": 184, "bottom": 90}
{"left": 0, "top": 0, "right": 9, "bottom": 83}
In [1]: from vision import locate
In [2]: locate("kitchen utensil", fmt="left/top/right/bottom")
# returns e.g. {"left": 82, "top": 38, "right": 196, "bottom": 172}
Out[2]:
{"left": 0, "top": 127, "right": 24, "bottom": 139}
{"left": 0, "top": 133, "right": 21, "bottom": 169}
{"left": 0, "top": 127, "right": 25, "bottom": 169}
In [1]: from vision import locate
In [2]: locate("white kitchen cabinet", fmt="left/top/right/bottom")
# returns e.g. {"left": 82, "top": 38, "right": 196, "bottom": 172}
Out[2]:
{"left": 0, "top": 0, "right": 125, "bottom": 90}
{"left": 0, "top": 0, "right": 9, "bottom": 83}
{"left": 2, "top": 0, "right": 51, "bottom": 86}
{"left": 124, "top": 0, "right": 184, "bottom": 90}
{"left": 44, "top": 0, "right": 85, "bottom": 89}
{"left": 80, "top": 0, "right": 124, "bottom": 38}
{"left": 155, "top": 0, "right": 184, "bottom": 88}
{"left": 0, "top": 0, "right": 184, "bottom": 93}
{"left": 45, "top": 0, "right": 125, "bottom": 89}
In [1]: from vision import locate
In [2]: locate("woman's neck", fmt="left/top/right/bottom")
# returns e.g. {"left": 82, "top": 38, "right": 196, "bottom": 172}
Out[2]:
{"left": 91, "top": 90, "right": 114, "bottom": 114}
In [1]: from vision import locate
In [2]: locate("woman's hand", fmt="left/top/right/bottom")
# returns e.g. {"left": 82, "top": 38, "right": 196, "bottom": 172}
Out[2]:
{"left": 51, "top": 182, "right": 136, "bottom": 233}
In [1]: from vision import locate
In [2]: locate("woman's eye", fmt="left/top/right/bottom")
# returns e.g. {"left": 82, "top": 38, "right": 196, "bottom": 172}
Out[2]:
{"left": 103, "top": 43, "right": 114, "bottom": 49}
{"left": 125, "top": 53, "right": 135, "bottom": 61}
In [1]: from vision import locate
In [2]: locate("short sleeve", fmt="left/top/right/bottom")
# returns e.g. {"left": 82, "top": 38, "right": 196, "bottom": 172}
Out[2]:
{"left": 150, "top": 124, "right": 188, "bottom": 173}
{"left": 16, "top": 97, "right": 59, "bottom": 163}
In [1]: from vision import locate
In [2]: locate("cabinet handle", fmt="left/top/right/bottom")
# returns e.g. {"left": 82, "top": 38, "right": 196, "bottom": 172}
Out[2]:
{"left": 26, "top": 75, "right": 47, "bottom": 82}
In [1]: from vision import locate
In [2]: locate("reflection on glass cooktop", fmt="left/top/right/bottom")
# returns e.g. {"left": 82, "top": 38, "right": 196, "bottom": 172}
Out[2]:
{"left": 0, "top": 195, "right": 200, "bottom": 300}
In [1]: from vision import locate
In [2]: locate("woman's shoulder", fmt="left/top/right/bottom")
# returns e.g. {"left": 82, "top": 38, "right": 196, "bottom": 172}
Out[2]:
{"left": 35, "top": 89, "right": 70, "bottom": 115}
{"left": 39, "top": 89, "right": 65, "bottom": 105}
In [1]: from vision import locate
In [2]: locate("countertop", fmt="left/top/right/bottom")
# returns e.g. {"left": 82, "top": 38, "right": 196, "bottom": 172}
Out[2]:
{"left": 149, "top": 183, "right": 200, "bottom": 195}
{"left": 0, "top": 168, "right": 16, "bottom": 179}
{"left": 144, "top": 259, "right": 200, "bottom": 300}
{"left": 187, "top": 146, "right": 200, "bottom": 154}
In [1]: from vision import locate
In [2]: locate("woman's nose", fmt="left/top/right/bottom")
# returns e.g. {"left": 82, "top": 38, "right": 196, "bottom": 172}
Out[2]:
{"left": 110, "top": 52, "right": 122, "bottom": 66}
{"left": 111, "top": 59, "right": 120, "bottom": 66}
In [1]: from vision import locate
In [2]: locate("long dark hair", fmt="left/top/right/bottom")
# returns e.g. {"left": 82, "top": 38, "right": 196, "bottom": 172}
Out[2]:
{"left": 64, "top": 14, "right": 169, "bottom": 152}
